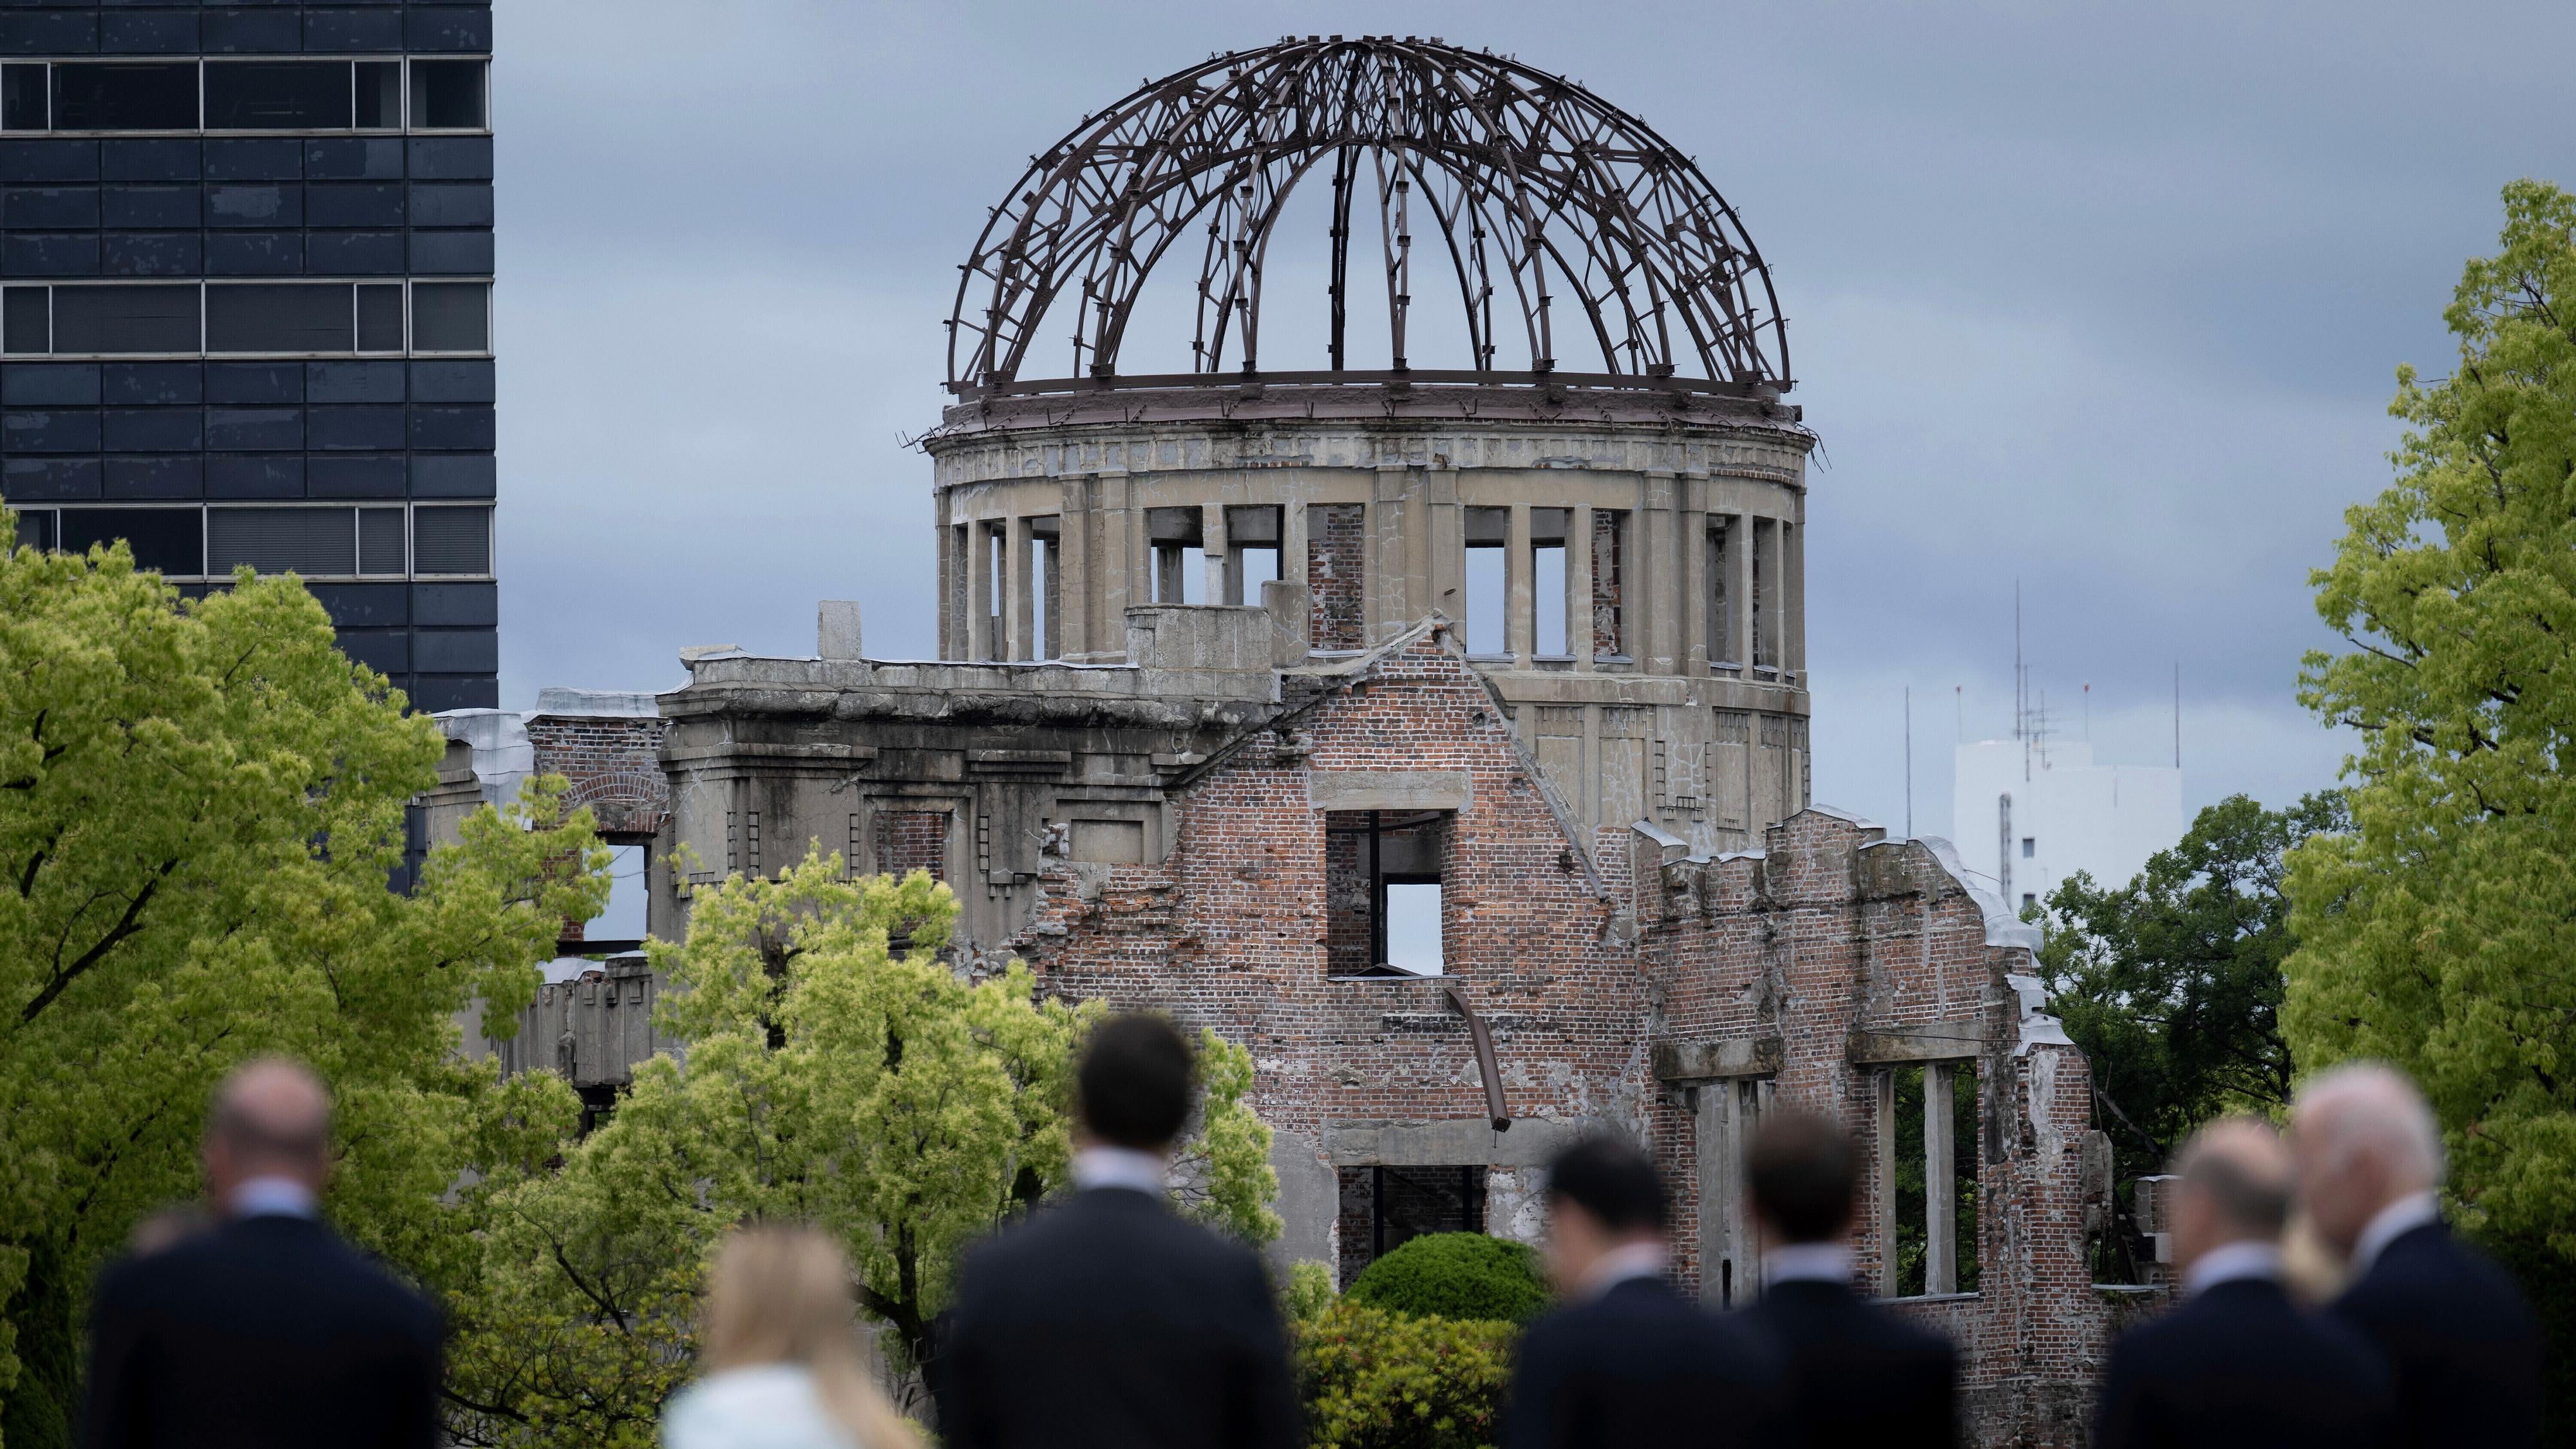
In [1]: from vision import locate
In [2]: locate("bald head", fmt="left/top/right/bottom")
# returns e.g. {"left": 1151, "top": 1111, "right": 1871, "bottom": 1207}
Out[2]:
{"left": 202, "top": 1058, "right": 331, "bottom": 1208}
{"left": 2293, "top": 1061, "right": 2443, "bottom": 1255}
{"left": 2174, "top": 1117, "right": 2293, "bottom": 1250}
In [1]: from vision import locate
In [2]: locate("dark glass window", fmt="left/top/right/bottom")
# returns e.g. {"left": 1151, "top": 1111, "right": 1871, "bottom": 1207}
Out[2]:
{"left": 408, "top": 61, "right": 485, "bottom": 129}
{"left": 410, "top": 283, "right": 487, "bottom": 352}
{"left": 53, "top": 285, "right": 200, "bottom": 354}
{"left": 52, "top": 64, "right": 198, "bottom": 133}
{"left": 1, "top": 64, "right": 46, "bottom": 132}
{"left": 209, "top": 506, "right": 354, "bottom": 575}
{"left": 206, "top": 283, "right": 352, "bottom": 354}
{"left": 356, "top": 284, "right": 404, "bottom": 352}
{"left": 358, "top": 506, "right": 405, "bottom": 574}
{"left": 60, "top": 507, "right": 203, "bottom": 576}
{"left": 412, "top": 506, "right": 489, "bottom": 575}
{"left": 3, "top": 289, "right": 49, "bottom": 354}
{"left": 12, "top": 508, "right": 54, "bottom": 553}
{"left": 205, "top": 62, "right": 352, "bottom": 131}
{"left": 355, "top": 62, "right": 401, "bottom": 131}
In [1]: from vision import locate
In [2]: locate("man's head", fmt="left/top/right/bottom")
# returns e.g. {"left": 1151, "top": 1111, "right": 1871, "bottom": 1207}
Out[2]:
{"left": 1075, "top": 1014, "right": 1195, "bottom": 1153}
{"left": 2168, "top": 1116, "right": 2293, "bottom": 1271}
{"left": 2291, "top": 1061, "right": 2443, "bottom": 1255}
{"left": 1540, "top": 1135, "right": 1667, "bottom": 1291}
{"left": 1747, "top": 1110, "right": 1857, "bottom": 1247}
{"left": 202, "top": 1057, "right": 332, "bottom": 1210}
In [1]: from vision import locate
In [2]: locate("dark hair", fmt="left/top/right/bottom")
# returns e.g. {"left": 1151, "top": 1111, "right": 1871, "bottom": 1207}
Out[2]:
{"left": 1544, "top": 1135, "right": 1667, "bottom": 1234}
{"left": 1077, "top": 1014, "right": 1195, "bottom": 1150}
{"left": 1747, "top": 1110, "right": 1857, "bottom": 1244}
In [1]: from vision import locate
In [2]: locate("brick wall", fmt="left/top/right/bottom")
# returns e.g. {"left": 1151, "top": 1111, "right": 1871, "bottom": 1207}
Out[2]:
{"left": 875, "top": 810, "right": 950, "bottom": 882}
{"left": 526, "top": 714, "right": 668, "bottom": 837}
{"left": 1592, "top": 508, "right": 1624, "bottom": 657}
{"left": 1307, "top": 502, "right": 1366, "bottom": 650}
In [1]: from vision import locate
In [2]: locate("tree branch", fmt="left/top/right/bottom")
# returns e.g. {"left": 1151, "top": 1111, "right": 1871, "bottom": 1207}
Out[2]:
{"left": 20, "top": 857, "right": 179, "bottom": 1025}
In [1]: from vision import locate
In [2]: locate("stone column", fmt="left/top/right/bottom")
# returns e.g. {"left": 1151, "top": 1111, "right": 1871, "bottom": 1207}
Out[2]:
{"left": 1372, "top": 466, "right": 1411, "bottom": 641}
{"left": 1786, "top": 514, "right": 1807, "bottom": 679}
{"left": 1426, "top": 467, "right": 1461, "bottom": 630}
{"left": 1680, "top": 471, "right": 1709, "bottom": 674}
{"left": 1006, "top": 515, "right": 1034, "bottom": 661}
{"left": 1874, "top": 1067, "right": 1900, "bottom": 1296}
{"left": 965, "top": 516, "right": 994, "bottom": 662}
{"left": 1570, "top": 503, "right": 1595, "bottom": 670}
{"left": 1642, "top": 470, "right": 1676, "bottom": 674}
{"left": 1056, "top": 477, "right": 1091, "bottom": 656}
{"left": 934, "top": 487, "right": 957, "bottom": 659}
{"left": 1926, "top": 1062, "right": 1956, "bottom": 1294}
{"left": 1095, "top": 471, "right": 1133, "bottom": 659}
{"left": 1731, "top": 511, "right": 1756, "bottom": 668}
{"left": 1508, "top": 502, "right": 1533, "bottom": 667}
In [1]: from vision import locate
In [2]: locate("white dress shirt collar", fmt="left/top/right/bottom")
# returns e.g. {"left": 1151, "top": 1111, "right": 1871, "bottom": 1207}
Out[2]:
{"left": 1763, "top": 1242, "right": 1853, "bottom": 1288}
{"left": 1071, "top": 1145, "right": 1168, "bottom": 1196}
{"left": 229, "top": 1175, "right": 319, "bottom": 1220}
{"left": 1578, "top": 1240, "right": 1669, "bottom": 1301}
{"left": 2351, "top": 1190, "right": 2441, "bottom": 1276}
{"left": 2181, "top": 1239, "right": 2282, "bottom": 1298}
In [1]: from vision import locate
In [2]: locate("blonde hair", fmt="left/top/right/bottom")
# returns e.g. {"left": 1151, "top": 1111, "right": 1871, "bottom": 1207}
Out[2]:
{"left": 701, "top": 1224, "right": 921, "bottom": 1449}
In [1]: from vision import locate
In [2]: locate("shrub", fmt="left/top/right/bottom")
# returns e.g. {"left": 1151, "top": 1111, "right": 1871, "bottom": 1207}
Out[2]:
{"left": 1294, "top": 1300, "right": 1515, "bottom": 1449}
{"left": 1282, "top": 1259, "right": 1339, "bottom": 1324}
{"left": 1345, "top": 1232, "right": 1549, "bottom": 1325}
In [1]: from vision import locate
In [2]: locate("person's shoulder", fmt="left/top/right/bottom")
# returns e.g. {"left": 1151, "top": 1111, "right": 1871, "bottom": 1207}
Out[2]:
{"left": 2343, "top": 1227, "right": 2533, "bottom": 1322}
{"left": 1750, "top": 1282, "right": 1951, "bottom": 1363}
{"left": 665, "top": 1365, "right": 852, "bottom": 1449}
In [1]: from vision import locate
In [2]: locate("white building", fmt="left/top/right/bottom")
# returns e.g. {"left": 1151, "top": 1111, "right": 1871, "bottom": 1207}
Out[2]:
{"left": 1949, "top": 739, "right": 2183, "bottom": 914}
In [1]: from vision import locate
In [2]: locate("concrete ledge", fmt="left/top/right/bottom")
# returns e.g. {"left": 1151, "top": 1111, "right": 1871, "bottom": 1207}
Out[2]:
{"left": 1323, "top": 1115, "right": 1594, "bottom": 1168}
{"left": 1307, "top": 770, "right": 1474, "bottom": 812}
{"left": 1847, "top": 1018, "right": 1985, "bottom": 1064}
{"left": 1651, "top": 1034, "right": 1785, "bottom": 1081}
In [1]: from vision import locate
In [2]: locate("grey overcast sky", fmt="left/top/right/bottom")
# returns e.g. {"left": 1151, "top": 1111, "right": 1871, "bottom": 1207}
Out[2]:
{"left": 491, "top": 0, "right": 2576, "bottom": 844}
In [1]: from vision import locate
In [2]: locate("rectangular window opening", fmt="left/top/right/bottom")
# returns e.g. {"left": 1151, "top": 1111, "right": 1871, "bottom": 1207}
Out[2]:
{"left": 1464, "top": 505, "right": 1509, "bottom": 655}
{"left": 209, "top": 506, "right": 356, "bottom": 576}
{"left": 2020, "top": 837, "right": 2035, "bottom": 858}
{"left": 983, "top": 524, "right": 1005, "bottom": 658}
{"left": 205, "top": 61, "right": 353, "bottom": 130}
{"left": 354, "top": 61, "right": 402, "bottom": 131}
{"left": 13, "top": 508, "right": 56, "bottom": 554}
{"left": 413, "top": 506, "right": 491, "bottom": 576}
{"left": 1147, "top": 506, "right": 1206, "bottom": 605}
{"left": 1751, "top": 518, "right": 1778, "bottom": 672}
{"left": 1029, "top": 518, "right": 1060, "bottom": 661}
{"left": 356, "top": 284, "right": 405, "bottom": 353}
{"left": 1708, "top": 518, "right": 1737, "bottom": 669}
{"left": 408, "top": 59, "right": 487, "bottom": 129}
{"left": 53, "top": 284, "right": 199, "bottom": 355}
{"left": 2, "top": 64, "right": 48, "bottom": 132}
{"left": 1592, "top": 509, "right": 1625, "bottom": 658}
{"left": 410, "top": 281, "right": 490, "bottom": 354}
{"left": 52, "top": 62, "right": 198, "bottom": 132}
{"left": 59, "top": 507, "right": 203, "bottom": 577}
{"left": 3, "top": 287, "right": 49, "bottom": 355}
{"left": 207, "top": 282, "right": 355, "bottom": 354}
{"left": 1222, "top": 505, "right": 1282, "bottom": 605}
{"left": 358, "top": 507, "right": 406, "bottom": 576}
{"left": 1888, "top": 1062, "right": 1979, "bottom": 1298}
{"left": 1336, "top": 1165, "right": 1488, "bottom": 1285}
{"left": 1325, "top": 810, "right": 1448, "bottom": 978}
{"left": 1530, "top": 506, "right": 1570, "bottom": 658}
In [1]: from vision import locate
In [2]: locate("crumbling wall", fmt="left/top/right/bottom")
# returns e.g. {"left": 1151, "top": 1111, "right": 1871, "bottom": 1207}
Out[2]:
{"left": 526, "top": 709, "right": 669, "bottom": 838}
{"left": 1306, "top": 503, "right": 1366, "bottom": 650}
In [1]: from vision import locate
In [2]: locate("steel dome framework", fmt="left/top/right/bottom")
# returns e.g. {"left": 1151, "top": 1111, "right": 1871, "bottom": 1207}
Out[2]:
{"left": 946, "top": 36, "right": 1792, "bottom": 396}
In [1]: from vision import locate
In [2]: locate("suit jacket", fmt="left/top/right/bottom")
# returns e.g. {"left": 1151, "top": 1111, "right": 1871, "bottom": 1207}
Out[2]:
{"left": 82, "top": 1213, "right": 442, "bottom": 1449}
{"left": 1743, "top": 1278, "right": 1955, "bottom": 1447}
{"left": 1503, "top": 1276, "right": 1788, "bottom": 1449}
{"left": 933, "top": 1187, "right": 1301, "bottom": 1449}
{"left": 2094, "top": 1276, "right": 2393, "bottom": 1449}
{"left": 2331, "top": 1222, "right": 2544, "bottom": 1449}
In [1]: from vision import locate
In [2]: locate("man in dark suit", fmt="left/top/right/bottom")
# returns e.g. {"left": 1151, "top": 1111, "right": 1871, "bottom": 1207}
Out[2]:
{"left": 1502, "top": 1135, "right": 1786, "bottom": 1449}
{"left": 2094, "top": 1116, "right": 2394, "bottom": 1449}
{"left": 936, "top": 1014, "right": 1301, "bottom": 1449}
{"left": 2294, "top": 1063, "right": 2543, "bottom": 1449}
{"left": 1739, "top": 1110, "right": 1955, "bottom": 1446}
{"left": 83, "top": 1058, "right": 442, "bottom": 1449}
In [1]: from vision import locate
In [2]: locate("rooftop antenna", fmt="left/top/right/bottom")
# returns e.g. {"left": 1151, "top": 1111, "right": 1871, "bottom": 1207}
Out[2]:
{"left": 1904, "top": 685, "right": 1914, "bottom": 838}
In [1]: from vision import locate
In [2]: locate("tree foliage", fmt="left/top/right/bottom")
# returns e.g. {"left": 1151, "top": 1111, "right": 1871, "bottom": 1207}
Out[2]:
{"left": 442, "top": 853, "right": 1281, "bottom": 1447}
{"left": 0, "top": 529, "right": 608, "bottom": 1449}
{"left": 1293, "top": 1299, "right": 1515, "bottom": 1449}
{"left": 1345, "top": 1233, "right": 1548, "bottom": 1325}
{"left": 2286, "top": 178, "right": 2576, "bottom": 1258}
{"left": 2037, "top": 793, "right": 2343, "bottom": 1182}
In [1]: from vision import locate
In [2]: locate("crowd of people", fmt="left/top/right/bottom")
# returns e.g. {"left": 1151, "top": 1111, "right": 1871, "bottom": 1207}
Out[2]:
{"left": 74, "top": 1021, "right": 2546, "bottom": 1448}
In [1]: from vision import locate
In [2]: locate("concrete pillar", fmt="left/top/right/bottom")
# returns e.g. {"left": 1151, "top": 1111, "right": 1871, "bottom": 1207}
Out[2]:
{"left": 1508, "top": 502, "right": 1533, "bottom": 667}
{"left": 1282, "top": 497, "right": 1307, "bottom": 612}
{"left": 1057, "top": 477, "right": 1091, "bottom": 655}
{"left": 966, "top": 517, "right": 994, "bottom": 662}
{"left": 1427, "top": 468, "right": 1461, "bottom": 629}
{"left": 1925, "top": 1062, "right": 1956, "bottom": 1294}
{"left": 1730, "top": 512, "right": 1756, "bottom": 668}
{"left": 1874, "top": 1067, "right": 1899, "bottom": 1296}
{"left": 1203, "top": 502, "right": 1229, "bottom": 605}
{"left": 1097, "top": 472, "right": 1133, "bottom": 658}
{"left": 1372, "top": 467, "right": 1410, "bottom": 641}
{"left": 1006, "top": 515, "right": 1034, "bottom": 661}
{"left": 1785, "top": 516, "right": 1807, "bottom": 679}
{"left": 1642, "top": 471, "right": 1676, "bottom": 674}
{"left": 1680, "top": 473, "right": 1709, "bottom": 674}
{"left": 1570, "top": 503, "right": 1595, "bottom": 670}
{"left": 933, "top": 488, "right": 955, "bottom": 659}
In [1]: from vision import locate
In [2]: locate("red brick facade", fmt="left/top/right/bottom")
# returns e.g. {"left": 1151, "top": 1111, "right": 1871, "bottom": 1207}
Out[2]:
{"left": 1306, "top": 503, "right": 1367, "bottom": 650}
{"left": 875, "top": 809, "right": 951, "bottom": 882}
{"left": 1007, "top": 622, "right": 2114, "bottom": 1448}
{"left": 524, "top": 713, "right": 669, "bottom": 839}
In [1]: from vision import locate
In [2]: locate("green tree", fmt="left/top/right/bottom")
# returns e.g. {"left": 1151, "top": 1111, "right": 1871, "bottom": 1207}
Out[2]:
{"left": 2285, "top": 178, "right": 2576, "bottom": 1260}
{"left": 0, "top": 527, "right": 608, "bottom": 1449}
{"left": 442, "top": 853, "right": 1280, "bottom": 1447}
{"left": 2036, "top": 793, "right": 2344, "bottom": 1182}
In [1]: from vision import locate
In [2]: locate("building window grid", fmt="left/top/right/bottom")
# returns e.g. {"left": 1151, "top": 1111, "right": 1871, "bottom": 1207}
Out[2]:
{"left": 0, "top": 56, "right": 492, "bottom": 137}
{"left": 0, "top": 279, "right": 493, "bottom": 360}
{"left": 6, "top": 500, "right": 491, "bottom": 582}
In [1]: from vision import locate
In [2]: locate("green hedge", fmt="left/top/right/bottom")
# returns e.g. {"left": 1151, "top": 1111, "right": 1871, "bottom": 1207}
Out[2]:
{"left": 1294, "top": 1300, "right": 1515, "bottom": 1449}
{"left": 1345, "top": 1233, "right": 1549, "bottom": 1325}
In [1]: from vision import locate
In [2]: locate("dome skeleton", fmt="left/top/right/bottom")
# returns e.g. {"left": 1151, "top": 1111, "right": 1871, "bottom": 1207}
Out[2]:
{"left": 947, "top": 36, "right": 1792, "bottom": 394}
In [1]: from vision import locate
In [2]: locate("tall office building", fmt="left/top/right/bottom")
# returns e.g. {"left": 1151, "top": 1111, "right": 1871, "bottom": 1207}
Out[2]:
{"left": 0, "top": 4, "right": 495, "bottom": 710}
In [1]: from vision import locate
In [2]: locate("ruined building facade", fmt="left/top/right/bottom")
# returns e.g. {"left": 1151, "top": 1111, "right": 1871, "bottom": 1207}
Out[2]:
{"left": 481, "top": 37, "right": 2134, "bottom": 1446}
